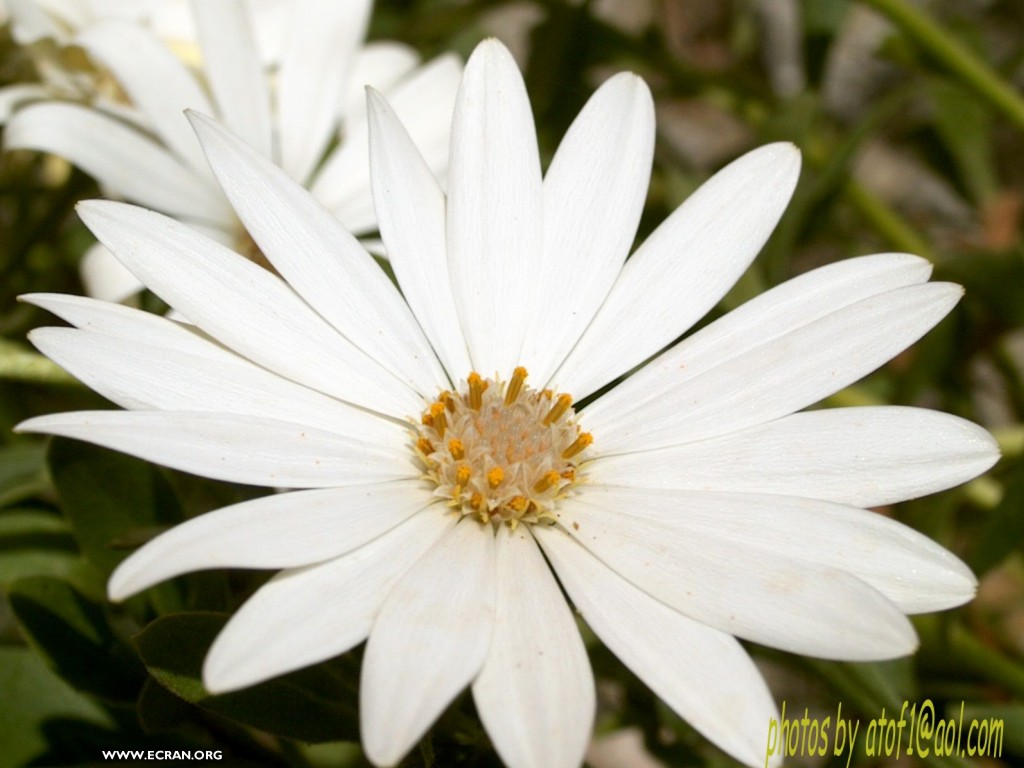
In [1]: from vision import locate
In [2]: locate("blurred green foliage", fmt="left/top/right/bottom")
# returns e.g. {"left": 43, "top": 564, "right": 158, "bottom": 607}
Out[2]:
{"left": 2, "top": 0, "right": 1024, "bottom": 766}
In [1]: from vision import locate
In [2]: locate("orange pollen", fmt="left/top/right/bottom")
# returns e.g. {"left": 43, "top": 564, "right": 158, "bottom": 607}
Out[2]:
{"left": 487, "top": 467, "right": 505, "bottom": 488}
{"left": 416, "top": 437, "right": 434, "bottom": 455}
{"left": 455, "top": 465, "right": 471, "bottom": 486}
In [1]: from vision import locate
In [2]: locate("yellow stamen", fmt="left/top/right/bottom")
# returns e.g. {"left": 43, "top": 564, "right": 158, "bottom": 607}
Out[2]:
{"left": 562, "top": 433, "right": 593, "bottom": 459}
{"left": 533, "top": 470, "right": 560, "bottom": 493}
{"left": 468, "top": 372, "right": 484, "bottom": 409}
{"left": 543, "top": 393, "right": 573, "bottom": 425}
{"left": 439, "top": 391, "right": 455, "bottom": 413}
{"left": 505, "top": 366, "right": 528, "bottom": 404}
{"left": 414, "top": 371, "right": 590, "bottom": 528}
{"left": 429, "top": 402, "right": 447, "bottom": 437}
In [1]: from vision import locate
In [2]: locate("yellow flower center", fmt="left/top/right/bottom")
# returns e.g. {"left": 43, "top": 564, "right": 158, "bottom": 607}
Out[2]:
{"left": 236, "top": 227, "right": 275, "bottom": 273}
{"left": 413, "top": 368, "right": 591, "bottom": 528}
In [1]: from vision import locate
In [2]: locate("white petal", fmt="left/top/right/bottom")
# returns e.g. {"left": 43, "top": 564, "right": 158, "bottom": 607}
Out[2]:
{"left": 578, "top": 485, "right": 975, "bottom": 612}
{"left": 193, "top": 0, "right": 272, "bottom": 157}
{"left": 22, "top": 292, "right": 243, "bottom": 362}
{"left": 472, "top": 526, "right": 594, "bottom": 768}
{"left": 525, "top": 73, "right": 654, "bottom": 384}
{"left": 77, "top": 20, "right": 215, "bottom": 177}
{"left": 76, "top": 200, "right": 420, "bottom": 417}
{"left": 367, "top": 88, "right": 471, "bottom": 380}
{"left": 446, "top": 39, "right": 543, "bottom": 376}
{"left": 109, "top": 480, "right": 433, "bottom": 599}
{"left": 188, "top": 112, "right": 449, "bottom": 397}
{"left": 313, "top": 53, "right": 461, "bottom": 233}
{"left": 9, "top": 0, "right": 65, "bottom": 44}
{"left": 79, "top": 243, "right": 144, "bottom": 302}
{"left": 311, "top": 43, "right": 420, "bottom": 224}
{"left": 340, "top": 41, "right": 420, "bottom": 127}
{"left": 276, "top": 0, "right": 371, "bottom": 181}
{"left": 305, "top": 129, "right": 376, "bottom": 235}
{"left": 0, "top": 84, "right": 49, "bottom": 122}
{"left": 555, "top": 495, "right": 918, "bottom": 659}
{"left": 630, "top": 252, "right": 933, "bottom": 387}
{"left": 593, "top": 406, "right": 999, "bottom": 507}
{"left": 29, "top": 327, "right": 402, "bottom": 444}
{"left": 587, "top": 281, "right": 962, "bottom": 454}
{"left": 553, "top": 143, "right": 801, "bottom": 397}
{"left": 361, "top": 518, "right": 496, "bottom": 766}
{"left": 537, "top": 526, "right": 777, "bottom": 768}
{"left": 384, "top": 53, "right": 462, "bottom": 182}
{"left": 17, "top": 411, "right": 413, "bottom": 488}
{"left": 585, "top": 252, "right": 931, "bottom": 441}
{"left": 204, "top": 511, "right": 454, "bottom": 693}
{"left": 4, "top": 103, "right": 230, "bottom": 223}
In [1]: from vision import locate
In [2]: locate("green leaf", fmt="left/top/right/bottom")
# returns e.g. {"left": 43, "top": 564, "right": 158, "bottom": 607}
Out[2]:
{"left": 809, "top": 657, "right": 915, "bottom": 715}
{"left": 136, "top": 612, "right": 361, "bottom": 744}
{"left": 970, "top": 456, "right": 1024, "bottom": 575}
{"left": 136, "top": 677, "right": 198, "bottom": 735}
{"left": 0, "top": 442, "right": 50, "bottom": 507}
{"left": 961, "top": 703, "right": 1023, "bottom": 756}
{"left": 0, "top": 645, "right": 114, "bottom": 768}
{"left": 48, "top": 437, "right": 182, "bottom": 576}
{"left": 8, "top": 575, "right": 144, "bottom": 702}
{"left": 927, "top": 77, "right": 998, "bottom": 204}
{"left": 0, "top": 508, "right": 87, "bottom": 586}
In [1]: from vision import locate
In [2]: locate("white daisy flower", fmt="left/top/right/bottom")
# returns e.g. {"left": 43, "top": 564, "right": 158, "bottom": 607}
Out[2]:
{"left": 4, "top": 0, "right": 286, "bottom": 73}
{"left": 1, "top": 0, "right": 283, "bottom": 116}
{"left": 4, "top": 0, "right": 461, "bottom": 302}
{"left": 18, "top": 39, "right": 998, "bottom": 768}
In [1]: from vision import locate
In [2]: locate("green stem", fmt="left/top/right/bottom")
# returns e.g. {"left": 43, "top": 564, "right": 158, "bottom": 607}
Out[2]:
{"left": 994, "top": 425, "right": 1024, "bottom": 457}
{"left": 0, "top": 340, "right": 77, "bottom": 385}
{"left": 844, "top": 179, "right": 933, "bottom": 258}
{"left": 949, "top": 624, "right": 1024, "bottom": 701}
{"left": 860, "top": 0, "right": 1024, "bottom": 132}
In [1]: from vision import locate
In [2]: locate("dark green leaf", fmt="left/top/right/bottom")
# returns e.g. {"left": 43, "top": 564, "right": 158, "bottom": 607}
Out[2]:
{"left": 0, "top": 442, "right": 50, "bottom": 507}
{"left": 136, "top": 676, "right": 199, "bottom": 735}
{"left": 970, "top": 457, "right": 1024, "bottom": 575}
{"left": 0, "top": 646, "right": 114, "bottom": 768}
{"left": 927, "top": 77, "right": 997, "bottom": 204}
{"left": 0, "top": 508, "right": 86, "bottom": 586}
{"left": 48, "top": 437, "right": 182, "bottom": 576}
{"left": 8, "top": 575, "right": 144, "bottom": 702}
{"left": 961, "top": 703, "right": 1022, "bottom": 756}
{"left": 136, "top": 612, "right": 361, "bottom": 744}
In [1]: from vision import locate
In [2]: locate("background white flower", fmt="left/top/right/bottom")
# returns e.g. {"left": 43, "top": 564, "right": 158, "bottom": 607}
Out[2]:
{"left": 3, "top": 0, "right": 461, "bottom": 302}
{"left": 1, "top": 0, "right": 285, "bottom": 115}
{"left": 18, "top": 39, "right": 999, "bottom": 768}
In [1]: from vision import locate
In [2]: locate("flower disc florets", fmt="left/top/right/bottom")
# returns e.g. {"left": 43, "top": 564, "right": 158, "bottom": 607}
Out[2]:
{"left": 413, "top": 367, "right": 592, "bottom": 527}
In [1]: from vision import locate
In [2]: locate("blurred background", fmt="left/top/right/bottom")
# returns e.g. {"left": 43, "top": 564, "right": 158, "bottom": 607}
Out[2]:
{"left": 1, "top": 0, "right": 1024, "bottom": 766}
